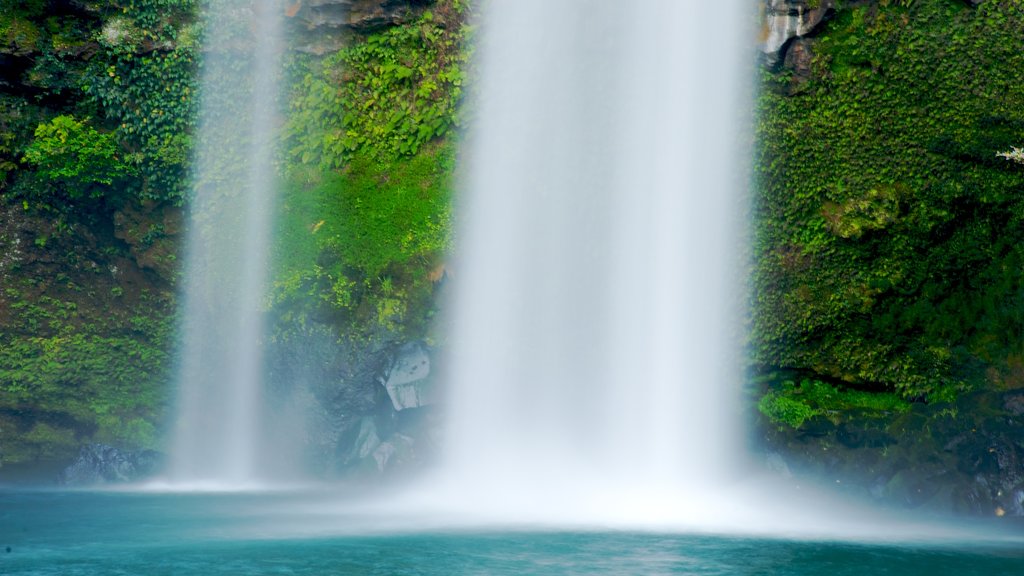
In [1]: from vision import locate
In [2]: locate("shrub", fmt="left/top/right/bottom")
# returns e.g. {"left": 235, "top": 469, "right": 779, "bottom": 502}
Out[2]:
{"left": 22, "top": 115, "right": 133, "bottom": 198}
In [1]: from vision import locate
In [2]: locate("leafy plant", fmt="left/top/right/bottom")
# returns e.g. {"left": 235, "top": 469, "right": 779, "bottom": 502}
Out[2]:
{"left": 22, "top": 115, "right": 133, "bottom": 197}
{"left": 759, "top": 390, "right": 820, "bottom": 429}
{"left": 758, "top": 379, "right": 911, "bottom": 429}
{"left": 288, "top": 6, "right": 473, "bottom": 170}
{"left": 754, "top": 0, "right": 1024, "bottom": 400}
{"left": 272, "top": 141, "right": 455, "bottom": 340}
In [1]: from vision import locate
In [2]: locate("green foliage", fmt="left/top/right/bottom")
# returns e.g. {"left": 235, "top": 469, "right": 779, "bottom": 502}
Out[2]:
{"left": 0, "top": 13, "right": 42, "bottom": 56}
{"left": 758, "top": 379, "right": 911, "bottom": 429}
{"left": 0, "top": 0, "right": 201, "bottom": 205}
{"left": 759, "top": 389, "right": 820, "bottom": 429}
{"left": 0, "top": 291, "right": 174, "bottom": 462}
{"left": 0, "top": 98, "right": 34, "bottom": 186}
{"left": 289, "top": 7, "right": 473, "bottom": 169}
{"left": 113, "top": 0, "right": 200, "bottom": 31}
{"left": 754, "top": 0, "right": 1024, "bottom": 399}
{"left": 272, "top": 141, "right": 455, "bottom": 339}
{"left": 82, "top": 5, "right": 200, "bottom": 204}
{"left": 22, "top": 115, "right": 133, "bottom": 198}
{"left": 272, "top": 1, "right": 469, "bottom": 343}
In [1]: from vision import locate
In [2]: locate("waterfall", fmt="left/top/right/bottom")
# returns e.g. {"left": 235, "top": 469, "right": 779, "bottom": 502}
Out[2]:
{"left": 432, "top": 0, "right": 752, "bottom": 524}
{"left": 169, "top": 0, "right": 283, "bottom": 485}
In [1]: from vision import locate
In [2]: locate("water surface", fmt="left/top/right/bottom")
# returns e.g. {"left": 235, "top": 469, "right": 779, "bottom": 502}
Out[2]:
{"left": 1, "top": 491, "right": 1022, "bottom": 575}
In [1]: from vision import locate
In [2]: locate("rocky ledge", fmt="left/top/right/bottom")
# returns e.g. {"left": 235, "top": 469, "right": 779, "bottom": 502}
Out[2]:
{"left": 758, "top": 389, "right": 1024, "bottom": 516}
{"left": 58, "top": 444, "right": 164, "bottom": 486}
{"left": 286, "top": 0, "right": 430, "bottom": 53}
{"left": 759, "top": 0, "right": 836, "bottom": 67}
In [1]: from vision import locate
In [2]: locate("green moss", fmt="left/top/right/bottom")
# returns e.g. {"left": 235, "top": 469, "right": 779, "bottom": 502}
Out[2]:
{"left": 758, "top": 391, "right": 820, "bottom": 429}
{"left": 0, "top": 287, "right": 173, "bottom": 464}
{"left": 0, "top": 15, "right": 42, "bottom": 56}
{"left": 272, "top": 2, "right": 469, "bottom": 343}
{"left": 754, "top": 0, "right": 1024, "bottom": 399}
{"left": 22, "top": 115, "right": 134, "bottom": 197}
{"left": 758, "top": 379, "right": 911, "bottom": 429}
{"left": 288, "top": 4, "right": 473, "bottom": 169}
{"left": 272, "top": 141, "right": 454, "bottom": 340}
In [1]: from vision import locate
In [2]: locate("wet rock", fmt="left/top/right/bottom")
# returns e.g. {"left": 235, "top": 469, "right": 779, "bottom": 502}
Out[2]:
{"left": 1004, "top": 391, "right": 1024, "bottom": 416}
{"left": 286, "top": 0, "right": 426, "bottom": 53}
{"left": 383, "top": 342, "right": 433, "bottom": 411}
{"left": 58, "top": 444, "right": 163, "bottom": 486}
{"left": 341, "top": 416, "right": 383, "bottom": 466}
{"left": 298, "top": 0, "right": 417, "bottom": 31}
{"left": 757, "top": 389, "right": 1024, "bottom": 516}
{"left": 765, "top": 451, "right": 792, "bottom": 478}
{"left": 783, "top": 37, "right": 815, "bottom": 82}
{"left": 112, "top": 201, "right": 183, "bottom": 281}
{"left": 372, "top": 433, "right": 415, "bottom": 473}
{"left": 262, "top": 324, "right": 440, "bottom": 478}
{"left": 759, "top": 0, "right": 836, "bottom": 67}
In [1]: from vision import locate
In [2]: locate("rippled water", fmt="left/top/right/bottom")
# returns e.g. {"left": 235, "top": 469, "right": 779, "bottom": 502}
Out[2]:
{"left": 1, "top": 491, "right": 1022, "bottom": 575}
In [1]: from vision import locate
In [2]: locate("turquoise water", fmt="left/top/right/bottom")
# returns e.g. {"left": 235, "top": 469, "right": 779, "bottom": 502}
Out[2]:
{"left": 2, "top": 491, "right": 1022, "bottom": 575}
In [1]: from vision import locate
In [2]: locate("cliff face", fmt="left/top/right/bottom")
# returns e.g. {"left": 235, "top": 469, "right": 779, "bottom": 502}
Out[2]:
{"left": 759, "top": 0, "right": 836, "bottom": 66}
{"left": 5, "top": 0, "right": 1024, "bottom": 510}
{"left": 0, "top": 0, "right": 451, "bottom": 482}
{"left": 286, "top": 0, "right": 432, "bottom": 52}
{"left": 753, "top": 0, "right": 1024, "bottom": 515}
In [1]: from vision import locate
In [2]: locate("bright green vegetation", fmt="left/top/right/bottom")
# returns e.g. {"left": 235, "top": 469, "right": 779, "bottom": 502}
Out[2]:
{"left": 758, "top": 378, "right": 910, "bottom": 429}
{"left": 1, "top": 0, "right": 199, "bottom": 209}
{"left": 22, "top": 115, "right": 134, "bottom": 198}
{"left": 0, "top": 286, "right": 174, "bottom": 463}
{"left": 273, "top": 142, "right": 455, "bottom": 341}
{"left": 754, "top": 0, "right": 1024, "bottom": 418}
{"left": 0, "top": 0, "right": 195, "bottom": 466}
{"left": 275, "top": 1, "right": 470, "bottom": 343}
{"left": 289, "top": 7, "right": 472, "bottom": 169}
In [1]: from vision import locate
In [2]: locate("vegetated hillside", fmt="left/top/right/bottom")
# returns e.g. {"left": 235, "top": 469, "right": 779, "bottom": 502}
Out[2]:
{"left": 0, "top": 0, "right": 197, "bottom": 476}
{"left": 756, "top": 0, "right": 1024, "bottom": 417}
{"left": 0, "top": 0, "right": 470, "bottom": 479}
{"left": 754, "top": 0, "right": 1024, "bottom": 514}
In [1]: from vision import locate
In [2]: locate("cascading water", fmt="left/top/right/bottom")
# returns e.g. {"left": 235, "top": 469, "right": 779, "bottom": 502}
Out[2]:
{"left": 429, "top": 0, "right": 753, "bottom": 524}
{"left": 169, "top": 0, "right": 283, "bottom": 485}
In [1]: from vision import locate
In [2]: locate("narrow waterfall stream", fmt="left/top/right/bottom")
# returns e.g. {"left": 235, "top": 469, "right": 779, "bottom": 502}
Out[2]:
{"left": 169, "top": 0, "right": 283, "bottom": 486}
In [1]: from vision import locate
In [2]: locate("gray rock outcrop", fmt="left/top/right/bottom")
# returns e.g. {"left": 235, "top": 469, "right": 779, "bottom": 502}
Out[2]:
{"left": 759, "top": 389, "right": 1024, "bottom": 516}
{"left": 760, "top": 0, "right": 836, "bottom": 67}
{"left": 58, "top": 444, "right": 163, "bottom": 486}
{"left": 285, "top": 0, "right": 428, "bottom": 53}
{"left": 383, "top": 342, "right": 433, "bottom": 411}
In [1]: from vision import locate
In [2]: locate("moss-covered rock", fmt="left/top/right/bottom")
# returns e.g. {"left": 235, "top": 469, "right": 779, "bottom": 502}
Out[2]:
{"left": 754, "top": 0, "right": 1024, "bottom": 402}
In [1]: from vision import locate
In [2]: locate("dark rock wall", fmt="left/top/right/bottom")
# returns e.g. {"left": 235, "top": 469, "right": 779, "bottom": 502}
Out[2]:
{"left": 758, "top": 390, "right": 1024, "bottom": 516}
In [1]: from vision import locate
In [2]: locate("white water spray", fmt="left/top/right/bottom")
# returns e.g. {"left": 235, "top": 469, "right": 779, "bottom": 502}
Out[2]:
{"left": 170, "top": 0, "right": 283, "bottom": 485}
{"left": 431, "top": 0, "right": 753, "bottom": 524}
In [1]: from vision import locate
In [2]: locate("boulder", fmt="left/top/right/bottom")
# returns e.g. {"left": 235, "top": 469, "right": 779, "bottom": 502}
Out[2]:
{"left": 285, "top": 0, "right": 428, "bottom": 53}
{"left": 57, "top": 444, "right": 163, "bottom": 486}
{"left": 303, "top": 0, "right": 419, "bottom": 31}
{"left": 382, "top": 342, "right": 433, "bottom": 411}
{"left": 783, "top": 37, "right": 815, "bottom": 81}
{"left": 759, "top": 0, "right": 836, "bottom": 67}
{"left": 371, "top": 433, "right": 415, "bottom": 473}
{"left": 112, "top": 200, "right": 183, "bottom": 281}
